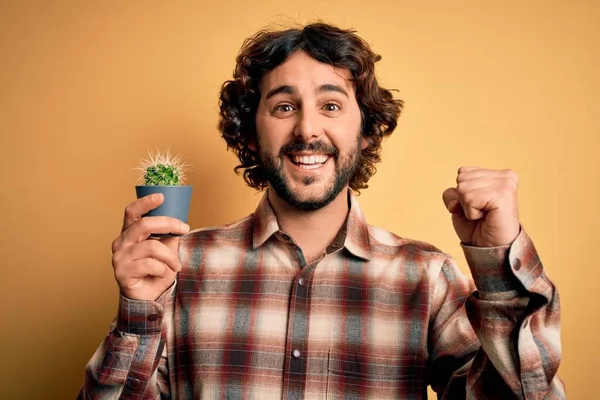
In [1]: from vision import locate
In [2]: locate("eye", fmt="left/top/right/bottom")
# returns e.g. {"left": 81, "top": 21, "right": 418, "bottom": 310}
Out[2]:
{"left": 274, "top": 104, "right": 295, "bottom": 113}
{"left": 323, "top": 103, "right": 341, "bottom": 112}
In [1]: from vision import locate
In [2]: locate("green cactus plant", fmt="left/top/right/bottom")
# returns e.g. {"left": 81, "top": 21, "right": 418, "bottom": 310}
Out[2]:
{"left": 135, "top": 149, "right": 190, "bottom": 186}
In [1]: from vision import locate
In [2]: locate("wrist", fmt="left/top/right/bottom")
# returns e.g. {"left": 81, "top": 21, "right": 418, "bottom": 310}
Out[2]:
{"left": 116, "top": 282, "right": 175, "bottom": 335}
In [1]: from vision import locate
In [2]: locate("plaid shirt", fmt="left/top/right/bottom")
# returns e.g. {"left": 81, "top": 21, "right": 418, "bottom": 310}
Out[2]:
{"left": 79, "top": 191, "right": 565, "bottom": 399}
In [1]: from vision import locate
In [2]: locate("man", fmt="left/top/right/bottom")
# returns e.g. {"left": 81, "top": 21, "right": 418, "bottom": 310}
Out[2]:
{"left": 79, "top": 22, "right": 564, "bottom": 399}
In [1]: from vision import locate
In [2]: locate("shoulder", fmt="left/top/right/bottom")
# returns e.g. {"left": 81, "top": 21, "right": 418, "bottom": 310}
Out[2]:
{"left": 180, "top": 213, "right": 255, "bottom": 245}
{"left": 367, "top": 224, "right": 450, "bottom": 263}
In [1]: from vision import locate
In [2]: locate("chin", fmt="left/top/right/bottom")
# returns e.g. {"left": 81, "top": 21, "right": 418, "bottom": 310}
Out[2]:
{"left": 279, "top": 181, "right": 345, "bottom": 211}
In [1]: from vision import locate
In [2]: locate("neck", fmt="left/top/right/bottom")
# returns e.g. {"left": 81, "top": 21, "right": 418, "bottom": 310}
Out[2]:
{"left": 267, "top": 187, "right": 350, "bottom": 262}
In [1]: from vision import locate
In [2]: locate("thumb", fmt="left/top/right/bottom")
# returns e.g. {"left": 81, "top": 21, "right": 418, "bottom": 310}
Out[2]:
{"left": 442, "top": 187, "right": 462, "bottom": 214}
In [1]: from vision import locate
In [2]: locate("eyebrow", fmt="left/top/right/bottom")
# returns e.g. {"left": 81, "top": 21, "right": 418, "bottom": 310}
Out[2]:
{"left": 265, "top": 84, "right": 349, "bottom": 100}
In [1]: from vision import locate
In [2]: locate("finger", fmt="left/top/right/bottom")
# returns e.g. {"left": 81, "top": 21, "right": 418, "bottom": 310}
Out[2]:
{"left": 457, "top": 168, "right": 518, "bottom": 184}
{"left": 456, "top": 177, "right": 499, "bottom": 194}
{"left": 461, "top": 204, "right": 485, "bottom": 220}
{"left": 160, "top": 236, "right": 181, "bottom": 254}
{"left": 444, "top": 186, "right": 491, "bottom": 220}
{"left": 120, "top": 258, "right": 169, "bottom": 281}
{"left": 122, "top": 193, "right": 165, "bottom": 231}
{"left": 456, "top": 175, "right": 518, "bottom": 207}
{"left": 457, "top": 166, "right": 481, "bottom": 175}
{"left": 442, "top": 187, "right": 462, "bottom": 214}
{"left": 459, "top": 186, "right": 498, "bottom": 220}
{"left": 120, "top": 216, "right": 190, "bottom": 248}
{"left": 457, "top": 168, "right": 493, "bottom": 183}
{"left": 127, "top": 238, "right": 182, "bottom": 272}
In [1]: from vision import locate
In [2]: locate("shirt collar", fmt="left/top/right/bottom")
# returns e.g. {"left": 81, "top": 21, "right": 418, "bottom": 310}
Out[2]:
{"left": 252, "top": 189, "right": 372, "bottom": 261}
{"left": 343, "top": 191, "right": 372, "bottom": 261}
{"left": 252, "top": 192, "right": 280, "bottom": 249}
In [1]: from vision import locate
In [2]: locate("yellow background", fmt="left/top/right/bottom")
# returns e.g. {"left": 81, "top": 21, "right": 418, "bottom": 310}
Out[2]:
{"left": 1, "top": 1, "right": 598, "bottom": 398}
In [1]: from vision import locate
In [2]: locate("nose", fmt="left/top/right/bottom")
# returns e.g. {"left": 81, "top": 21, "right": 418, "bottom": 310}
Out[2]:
{"left": 294, "top": 108, "right": 322, "bottom": 141}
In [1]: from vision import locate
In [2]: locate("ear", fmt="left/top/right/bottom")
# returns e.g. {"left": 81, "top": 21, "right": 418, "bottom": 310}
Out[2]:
{"left": 360, "top": 137, "right": 368, "bottom": 150}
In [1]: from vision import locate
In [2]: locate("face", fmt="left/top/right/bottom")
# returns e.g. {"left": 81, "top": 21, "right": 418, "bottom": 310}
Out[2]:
{"left": 253, "top": 51, "right": 366, "bottom": 211}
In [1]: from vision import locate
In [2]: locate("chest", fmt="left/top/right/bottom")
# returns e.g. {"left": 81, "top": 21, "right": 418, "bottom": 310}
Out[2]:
{"left": 167, "top": 254, "right": 431, "bottom": 399}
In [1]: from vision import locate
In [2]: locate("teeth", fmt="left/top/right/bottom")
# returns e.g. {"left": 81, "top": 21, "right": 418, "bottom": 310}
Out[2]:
{"left": 292, "top": 154, "right": 328, "bottom": 165}
{"left": 299, "top": 163, "right": 321, "bottom": 170}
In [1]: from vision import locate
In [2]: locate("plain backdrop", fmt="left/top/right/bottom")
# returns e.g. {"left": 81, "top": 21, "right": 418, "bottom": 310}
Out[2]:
{"left": 1, "top": 0, "right": 598, "bottom": 398}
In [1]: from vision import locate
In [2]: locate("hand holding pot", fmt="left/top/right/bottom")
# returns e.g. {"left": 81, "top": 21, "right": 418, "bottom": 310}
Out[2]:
{"left": 111, "top": 193, "right": 190, "bottom": 301}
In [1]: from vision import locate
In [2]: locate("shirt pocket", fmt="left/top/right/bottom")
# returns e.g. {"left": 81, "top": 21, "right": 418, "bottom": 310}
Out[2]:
{"left": 326, "top": 351, "right": 424, "bottom": 400}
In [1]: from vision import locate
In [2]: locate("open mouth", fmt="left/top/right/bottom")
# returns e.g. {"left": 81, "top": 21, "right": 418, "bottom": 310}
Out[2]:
{"left": 288, "top": 154, "right": 330, "bottom": 170}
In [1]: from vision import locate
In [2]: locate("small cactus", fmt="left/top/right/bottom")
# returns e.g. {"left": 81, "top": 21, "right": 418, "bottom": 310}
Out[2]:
{"left": 135, "top": 149, "right": 190, "bottom": 186}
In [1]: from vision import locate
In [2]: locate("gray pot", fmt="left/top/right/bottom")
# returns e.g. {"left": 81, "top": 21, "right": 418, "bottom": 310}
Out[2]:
{"left": 135, "top": 185, "right": 193, "bottom": 237}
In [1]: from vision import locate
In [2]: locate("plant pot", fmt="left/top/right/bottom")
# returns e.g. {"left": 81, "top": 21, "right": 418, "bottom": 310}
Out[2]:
{"left": 135, "top": 185, "right": 193, "bottom": 237}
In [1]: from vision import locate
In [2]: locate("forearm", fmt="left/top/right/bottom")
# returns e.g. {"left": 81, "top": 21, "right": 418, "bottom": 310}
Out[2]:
{"left": 462, "top": 228, "right": 565, "bottom": 399}
{"left": 78, "top": 285, "right": 174, "bottom": 399}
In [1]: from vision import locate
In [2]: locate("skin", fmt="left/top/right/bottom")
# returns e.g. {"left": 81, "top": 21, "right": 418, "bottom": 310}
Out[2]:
{"left": 442, "top": 166, "right": 520, "bottom": 247}
{"left": 111, "top": 193, "right": 188, "bottom": 301}
{"left": 110, "top": 52, "right": 521, "bottom": 301}
{"left": 250, "top": 51, "right": 367, "bottom": 262}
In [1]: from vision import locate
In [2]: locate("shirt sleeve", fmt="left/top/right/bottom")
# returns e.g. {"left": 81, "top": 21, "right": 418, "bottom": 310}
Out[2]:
{"left": 77, "top": 282, "right": 175, "bottom": 400}
{"left": 427, "top": 227, "right": 566, "bottom": 399}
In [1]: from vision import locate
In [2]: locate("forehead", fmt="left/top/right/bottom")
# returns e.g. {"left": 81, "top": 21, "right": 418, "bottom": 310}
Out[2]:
{"left": 259, "top": 51, "right": 354, "bottom": 94}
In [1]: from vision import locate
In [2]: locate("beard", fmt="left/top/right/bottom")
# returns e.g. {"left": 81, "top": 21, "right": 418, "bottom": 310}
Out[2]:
{"left": 258, "top": 135, "right": 362, "bottom": 211}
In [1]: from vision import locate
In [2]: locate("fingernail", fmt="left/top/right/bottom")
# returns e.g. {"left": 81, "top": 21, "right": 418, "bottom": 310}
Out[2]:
{"left": 153, "top": 193, "right": 163, "bottom": 201}
{"left": 181, "top": 222, "right": 190, "bottom": 232}
{"left": 448, "top": 200, "right": 459, "bottom": 210}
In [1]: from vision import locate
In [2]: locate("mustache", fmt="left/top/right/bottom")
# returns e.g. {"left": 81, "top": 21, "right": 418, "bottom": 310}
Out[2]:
{"left": 278, "top": 140, "right": 339, "bottom": 158}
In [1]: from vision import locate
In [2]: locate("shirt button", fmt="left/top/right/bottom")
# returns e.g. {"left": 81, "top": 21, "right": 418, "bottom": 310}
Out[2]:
{"left": 131, "top": 378, "right": 141, "bottom": 389}
{"left": 292, "top": 349, "right": 301, "bottom": 359}
{"left": 513, "top": 258, "right": 522, "bottom": 271}
{"left": 298, "top": 277, "right": 306, "bottom": 287}
{"left": 147, "top": 314, "right": 159, "bottom": 321}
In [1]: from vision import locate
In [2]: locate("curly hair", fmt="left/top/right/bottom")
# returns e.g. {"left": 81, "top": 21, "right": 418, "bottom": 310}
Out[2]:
{"left": 218, "top": 22, "right": 403, "bottom": 192}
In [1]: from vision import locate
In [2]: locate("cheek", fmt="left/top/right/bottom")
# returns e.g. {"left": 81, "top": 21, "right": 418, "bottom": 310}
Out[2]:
{"left": 326, "top": 123, "right": 362, "bottom": 153}
{"left": 256, "top": 119, "right": 295, "bottom": 151}
{"left": 256, "top": 130, "right": 287, "bottom": 156}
